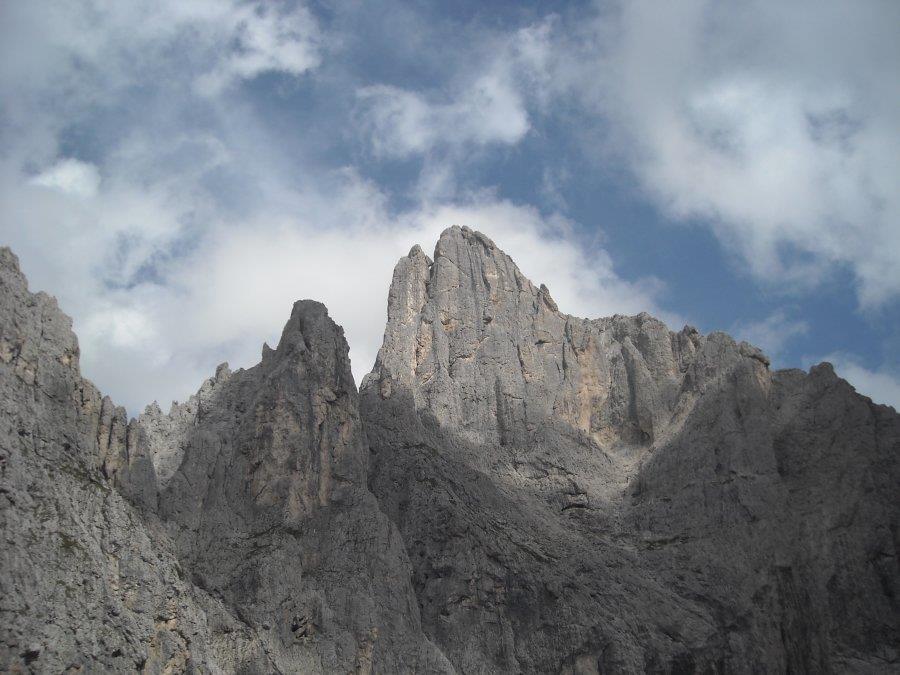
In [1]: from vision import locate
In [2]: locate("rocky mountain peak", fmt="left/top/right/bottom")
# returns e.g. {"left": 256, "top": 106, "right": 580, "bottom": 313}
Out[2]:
{"left": 1, "top": 254, "right": 450, "bottom": 673}
{"left": 364, "top": 226, "right": 769, "bottom": 459}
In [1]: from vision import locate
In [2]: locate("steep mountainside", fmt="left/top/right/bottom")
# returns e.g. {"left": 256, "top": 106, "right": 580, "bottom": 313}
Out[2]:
{"left": 0, "top": 248, "right": 449, "bottom": 673}
{"left": 360, "top": 226, "right": 899, "bottom": 673}
{"left": 1, "top": 226, "right": 898, "bottom": 674}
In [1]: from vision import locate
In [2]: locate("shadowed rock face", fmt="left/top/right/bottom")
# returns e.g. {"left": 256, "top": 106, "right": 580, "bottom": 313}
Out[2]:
{"left": 360, "top": 226, "right": 900, "bottom": 673}
{"left": 2, "top": 225, "right": 898, "bottom": 674}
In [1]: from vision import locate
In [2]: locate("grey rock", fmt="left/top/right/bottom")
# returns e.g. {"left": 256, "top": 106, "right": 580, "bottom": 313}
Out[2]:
{"left": 360, "top": 226, "right": 900, "bottom": 673}
{"left": 127, "top": 300, "right": 451, "bottom": 674}
{"left": 0, "top": 247, "right": 451, "bottom": 673}
{"left": 0, "top": 248, "right": 238, "bottom": 673}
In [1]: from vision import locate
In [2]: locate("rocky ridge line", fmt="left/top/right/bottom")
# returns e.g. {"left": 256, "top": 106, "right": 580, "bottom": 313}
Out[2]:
{"left": 2, "top": 224, "right": 898, "bottom": 674}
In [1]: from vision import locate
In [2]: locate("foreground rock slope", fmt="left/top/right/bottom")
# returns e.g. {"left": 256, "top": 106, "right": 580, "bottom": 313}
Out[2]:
{"left": 1, "top": 226, "right": 898, "bottom": 674}
{"left": 360, "top": 226, "right": 900, "bottom": 673}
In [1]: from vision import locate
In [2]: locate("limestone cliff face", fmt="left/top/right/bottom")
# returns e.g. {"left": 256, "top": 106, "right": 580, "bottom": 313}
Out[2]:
{"left": 361, "top": 226, "right": 899, "bottom": 673}
{"left": 0, "top": 248, "right": 450, "bottom": 674}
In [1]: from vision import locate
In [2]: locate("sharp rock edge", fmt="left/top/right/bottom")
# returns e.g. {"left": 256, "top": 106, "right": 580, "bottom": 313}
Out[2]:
{"left": 1, "top": 227, "right": 898, "bottom": 673}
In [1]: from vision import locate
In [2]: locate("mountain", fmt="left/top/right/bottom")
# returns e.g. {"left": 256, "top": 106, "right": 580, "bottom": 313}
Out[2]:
{"left": 1, "top": 228, "right": 898, "bottom": 673}
{"left": 0, "top": 248, "right": 449, "bottom": 673}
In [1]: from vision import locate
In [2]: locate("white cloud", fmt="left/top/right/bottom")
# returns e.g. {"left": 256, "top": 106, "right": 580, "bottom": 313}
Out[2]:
{"left": 355, "top": 20, "right": 556, "bottom": 158}
{"left": 178, "top": 194, "right": 670, "bottom": 398}
{"left": 2, "top": 54, "right": 666, "bottom": 418}
{"left": 357, "top": 77, "right": 530, "bottom": 158}
{"left": 355, "top": 86, "right": 438, "bottom": 157}
{"left": 194, "top": 3, "right": 321, "bottom": 95}
{"left": 30, "top": 159, "right": 100, "bottom": 198}
{"left": 730, "top": 309, "right": 808, "bottom": 363}
{"left": 17, "top": 0, "right": 898, "bottom": 422}
{"left": 3, "top": 4, "right": 671, "bottom": 417}
{"left": 82, "top": 306, "right": 160, "bottom": 353}
{"left": 352, "top": 1, "right": 900, "bottom": 306}
{"left": 584, "top": 0, "right": 900, "bottom": 306}
{"left": 819, "top": 354, "right": 900, "bottom": 411}
{"left": 0, "top": 1, "right": 321, "bottom": 413}
{"left": 0, "top": 1, "right": 321, "bottom": 114}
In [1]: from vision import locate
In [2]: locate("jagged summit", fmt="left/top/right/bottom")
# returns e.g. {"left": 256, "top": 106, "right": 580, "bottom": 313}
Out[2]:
{"left": 2, "top": 231, "right": 898, "bottom": 673}
{"left": 365, "top": 224, "right": 771, "bottom": 453}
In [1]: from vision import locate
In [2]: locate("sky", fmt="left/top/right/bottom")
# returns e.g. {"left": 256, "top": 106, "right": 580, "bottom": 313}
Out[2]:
{"left": 1, "top": 0, "right": 898, "bottom": 416}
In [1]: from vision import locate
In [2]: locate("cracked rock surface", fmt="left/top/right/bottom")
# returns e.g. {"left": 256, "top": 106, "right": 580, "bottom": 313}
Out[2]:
{"left": 360, "top": 226, "right": 900, "bottom": 673}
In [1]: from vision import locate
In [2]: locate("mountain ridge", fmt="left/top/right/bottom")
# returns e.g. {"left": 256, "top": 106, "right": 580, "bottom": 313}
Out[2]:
{"left": 1, "top": 229, "right": 898, "bottom": 673}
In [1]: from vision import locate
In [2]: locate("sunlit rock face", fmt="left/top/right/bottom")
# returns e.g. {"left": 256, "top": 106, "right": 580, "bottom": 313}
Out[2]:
{"left": 361, "top": 226, "right": 899, "bottom": 673}
{"left": 2, "top": 227, "right": 898, "bottom": 674}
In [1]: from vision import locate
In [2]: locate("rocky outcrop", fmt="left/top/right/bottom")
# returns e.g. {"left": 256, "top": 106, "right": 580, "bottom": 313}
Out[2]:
{"left": 0, "top": 247, "right": 450, "bottom": 673}
{"left": 360, "top": 226, "right": 899, "bottom": 673}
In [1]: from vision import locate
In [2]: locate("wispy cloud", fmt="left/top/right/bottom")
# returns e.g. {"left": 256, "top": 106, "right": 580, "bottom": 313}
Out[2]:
{"left": 356, "top": 81, "right": 530, "bottom": 158}
{"left": 355, "top": 0, "right": 900, "bottom": 308}
{"left": 193, "top": 2, "right": 321, "bottom": 95}
{"left": 579, "top": 0, "right": 900, "bottom": 306}
{"left": 3, "top": 1, "right": 896, "bottom": 417}
{"left": 355, "top": 19, "right": 556, "bottom": 158}
{"left": 30, "top": 159, "right": 101, "bottom": 198}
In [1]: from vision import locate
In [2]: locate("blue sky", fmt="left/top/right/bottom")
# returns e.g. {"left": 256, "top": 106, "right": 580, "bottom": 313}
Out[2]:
{"left": 1, "top": 0, "right": 898, "bottom": 415}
